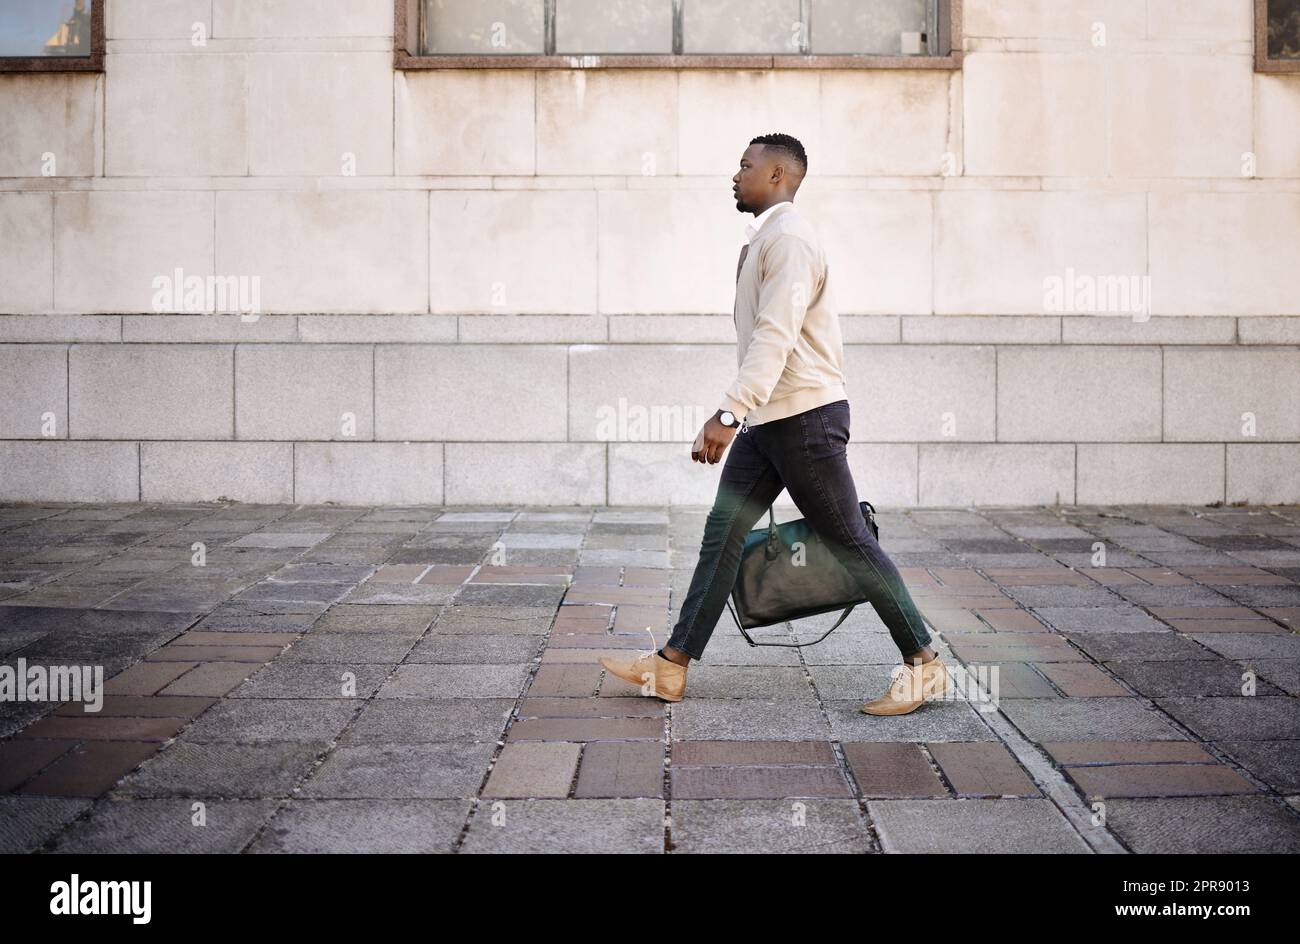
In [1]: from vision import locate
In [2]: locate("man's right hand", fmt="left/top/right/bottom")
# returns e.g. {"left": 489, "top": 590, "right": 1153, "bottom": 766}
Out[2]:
{"left": 691, "top": 413, "right": 738, "bottom": 464}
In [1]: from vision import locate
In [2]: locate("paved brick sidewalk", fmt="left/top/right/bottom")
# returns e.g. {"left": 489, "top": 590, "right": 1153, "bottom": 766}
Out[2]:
{"left": 1, "top": 503, "right": 1298, "bottom": 853}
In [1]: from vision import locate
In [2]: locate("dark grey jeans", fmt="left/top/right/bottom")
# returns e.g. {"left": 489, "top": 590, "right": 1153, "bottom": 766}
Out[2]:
{"left": 666, "top": 398, "right": 933, "bottom": 661}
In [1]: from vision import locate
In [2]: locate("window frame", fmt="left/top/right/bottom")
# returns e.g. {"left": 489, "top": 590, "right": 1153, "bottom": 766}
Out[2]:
{"left": 0, "top": 0, "right": 104, "bottom": 73}
{"left": 394, "top": 0, "right": 963, "bottom": 70}
{"left": 1257, "top": 0, "right": 1300, "bottom": 72}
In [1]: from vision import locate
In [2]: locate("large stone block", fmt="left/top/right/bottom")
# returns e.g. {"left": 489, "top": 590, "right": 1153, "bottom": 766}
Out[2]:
{"left": 845, "top": 345, "right": 996, "bottom": 441}
{"left": 295, "top": 443, "right": 443, "bottom": 504}
{"left": 216, "top": 190, "right": 427, "bottom": 313}
{"left": 396, "top": 70, "right": 534, "bottom": 175}
{"left": 0, "top": 442, "right": 138, "bottom": 501}
{"left": 1227, "top": 445, "right": 1300, "bottom": 504}
{"left": 535, "top": 70, "right": 677, "bottom": 175}
{"left": 141, "top": 442, "right": 293, "bottom": 502}
{"left": 54, "top": 191, "right": 215, "bottom": 314}
{"left": 213, "top": 0, "right": 393, "bottom": 38}
{"left": 430, "top": 190, "right": 597, "bottom": 314}
{"left": 444, "top": 442, "right": 605, "bottom": 504}
{"left": 1164, "top": 348, "right": 1300, "bottom": 442}
{"left": 678, "top": 70, "right": 821, "bottom": 176}
{"left": 235, "top": 344, "right": 373, "bottom": 440}
{"left": 1077, "top": 444, "right": 1224, "bottom": 504}
{"left": 919, "top": 444, "right": 1075, "bottom": 505}
{"left": 105, "top": 53, "right": 246, "bottom": 176}
{"left": 69, "top": 344, "right": 233, "bottom": 439}
{"left": 247, "top": 52, "right": 393, "bottom": 176}
{"left": 0, "top": 344, "right": 66, "bottom": 439}
{"left": 375, "top": 344, "right": 568, "bottom": 441}
{"left": 0, "top": 74, "right": 97, "bottom": 178}
{"left": 0, "top": 193, "right": 53, "bottom": 313}
{"left": 818, "top": 70, "right": 952, "bottom": 176}
{"left": 997, "top": 346, "right": 1162, "bottom": 441}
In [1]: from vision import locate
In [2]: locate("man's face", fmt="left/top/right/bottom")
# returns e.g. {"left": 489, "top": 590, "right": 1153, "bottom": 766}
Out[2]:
{"left": 732, "top": 144, "right": 770, "bottom": 214}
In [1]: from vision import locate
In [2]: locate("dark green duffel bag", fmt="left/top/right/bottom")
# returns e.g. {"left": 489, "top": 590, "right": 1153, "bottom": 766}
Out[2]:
{"left": 725, "top": 500, "right": 881, "bottom": 648}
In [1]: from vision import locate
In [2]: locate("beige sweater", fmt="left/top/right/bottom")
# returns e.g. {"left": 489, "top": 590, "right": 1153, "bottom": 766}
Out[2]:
{"left": 719, "top": 203, "right": 847, "bottom": 426}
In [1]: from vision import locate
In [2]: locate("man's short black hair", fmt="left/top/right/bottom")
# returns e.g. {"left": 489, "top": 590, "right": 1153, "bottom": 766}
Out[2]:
{"left": 749, "top": 132, "right": 808, "bottom": 177}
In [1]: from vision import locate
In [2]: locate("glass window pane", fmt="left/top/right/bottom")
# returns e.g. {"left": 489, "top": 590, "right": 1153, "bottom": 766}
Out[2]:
{"left": 1269, "top": 0, "right": 1300, "bottom": 58}
{"left": 683, "top": 0, "right": 803, "bottom": 54}
{"left": 811, "top": 0, "right": 928, "bottom": 56}
{"left": 0, "top": 0, "right": 93, "bottom": 58}
{"left": 555, "top": 0, "right": 673, "bottom": 54}
{"left": 421, "top": 0, "right": 544, "bottom": 54}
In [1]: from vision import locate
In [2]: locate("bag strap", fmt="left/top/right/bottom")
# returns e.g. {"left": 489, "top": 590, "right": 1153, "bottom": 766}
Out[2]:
{"left": 725, "top": 596, "right": 859, "bottom": 648}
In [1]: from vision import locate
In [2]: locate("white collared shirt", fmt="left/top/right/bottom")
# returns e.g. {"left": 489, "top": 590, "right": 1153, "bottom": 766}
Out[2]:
{"left": 744, "top": 200, "right": 793, "bottom": 244}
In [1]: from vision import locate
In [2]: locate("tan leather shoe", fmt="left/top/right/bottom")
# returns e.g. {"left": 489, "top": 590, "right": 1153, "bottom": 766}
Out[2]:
{"left": 598, "top": 650, "right": 687, "bottom": 703}
{"left": 861, "top": 656, "right": 950, "bottom": 716}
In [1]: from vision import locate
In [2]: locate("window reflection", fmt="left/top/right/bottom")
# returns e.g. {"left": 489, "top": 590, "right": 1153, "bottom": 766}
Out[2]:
{"left": 1269, "top": 0, "right": 1300, "bottom": 58}
{"left": 0, "top": 0, "right": 92, "bottom": 58}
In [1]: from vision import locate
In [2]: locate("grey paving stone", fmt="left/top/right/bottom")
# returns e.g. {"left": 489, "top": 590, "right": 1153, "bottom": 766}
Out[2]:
{"left": 247, "top": 798, "right": 471, "bottom": 853}
{"left": 1106, "top": 660, "right": 1284, "bottom": 698}
{"left": 999, "top": 698, "right": 1185, "bottom": 741}
{"left": 1245, "top": 660, "right": 1300, "bottom": 695}
{"left": 280, "top": 633, "right": 417, "bottom": 664}
{"left": 432, "top": 605, "right": 554, "bottom": 635}
{"left": 1187, "top": 632, "right": 1300, "bottom": 661}
{"left": 671, "top": 698, "right": 829, "bottom": 741}
{"left": 1032, "top": 606, "right": 1168, "bottom": 633}
{"left": 310, "top": 604, "right": 441, "bottom": 635}
{"left": 808, "top": 664, "right": 906, "bottom": 701}
{"left": 1116, "top": 585, "right": 1237, "bottom": 607}
{"left": 192, "top": 608, "right": 319, "bottom": 633}
{"left": 826, "top": 699, "right": 999, "bottom": 742}
{"left": 682, "top": 665, "right": 811, "bottom": 698}
{"left": 50, "top": 797, "right": 280, "bottom": 853}
{"left": 231, "top": 663, "right": 391, "bottom": 699}
{"left": 342, "top": 698, "right": 514, "bottom": 743}
{"left": 115, "top": 740, "right": 326, "bottom": 798}
{"left": 234, "top": 581, "right": 353, "bottom": 605}
{"left": 1063, "top": 632, "right": 1219, "bottom": 663}
{"left": 406, "top": 633, "right": 540, "bottom": 663}
{"left": 669, "top": 799, "right": 872, "bottom": 853}
{"left": 228, "top": 532, "right": 330, "bottom": 549}
{"left": 182, "top": 698, "right": 359, "bottom": 742}
{"left": 869, "top": 798, "right": 1090, "bottom": 853}
{"left": 0, "top": 795, "right": 93, "bottom": 853}
{"left": 460, "top": 798, "right": 664, "bottom": 853}
{"left": 685, "top": 634, "right": 803, "bottom": 666}
{"left": 299, "top": 742, "right": 495, "bottom": 798}
{"left": 1215, "top": 739, "right": 1300, "bottom": 792}
{"left": 1103, "top": 796, "right": 1300, "bottom": 853}
{"left": 454, "top": 584, "right": 567, "bottom": 608}
{"left": 792, "top": 632, "right": 909, "bottom": 666}
{"left": 578, "top": 549, "right": 670, "bottom": 568}
{"left": 1155, "top": 696, "right": 1300, "bottom": 740}
{"left": 378, "top": 663, "right": 531, "bottom": 698}
{"left": 341, "top": 583, "right": 458, "bottom": 605}
{"left": 1005, "top": 585, "right": 1121, "bottom": 607}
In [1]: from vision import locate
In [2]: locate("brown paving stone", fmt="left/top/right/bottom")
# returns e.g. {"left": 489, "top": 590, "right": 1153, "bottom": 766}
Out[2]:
{"left": 471, "top": 566, "right": 571, "bottom": 585}
{"left": 565, "top": 587, "right": 670, "bottom": 607}
{"left": 574, "top": 741, "right": 664, "bottom": 798}
{"left": 898, "top": 567, "right": 945, "bottom": 589}
{"left": 16, "top": 715, "right": 188, "bottom": 742}
{"left": 17, "top": 740, "right": 158, "bottom": 797}
{"left": 0, "top": 738, "right": 77, "bottom": 791}
{"left": 528, "top": 664, "right": 602, "bottom": 697}
{"left": 371, "top": 564, "right": 428, "bottom": 583}
{"left": 611, "top": 604, "right": 670, "bottom": 634}
{"left": 983, "top": 568, "right": 1092, "bottom": 586}
{"left": 1126, "top": 568, "right": 1193, "bottom": 586}
{"left": 928, "top": 741, "right": 1039, "bottom": 797}
{"left": 620, "top": 568, "right": 671, "bottom": 588}
{"left": 1166, "top": 619, "right": 1285, "bottom": 633}
{"left": 174, "top": 631, "right": 301, "bottom": 647}
{"left": 416, "top": 565, "right": 476, "bottom": 584}
{"left": 672, "top": 740, "right": 836, "bottom": 766}
{"left": 918, "top": 593, "right": 1017, "bottom": 609}
{"left": 158, "top": 662, "right": 258, "bottom": 697}
{"left": 55, "top": 695, "right": 216, "bottom": 718}
{"left": 1085, "top": 569, "right": 1151, "bottom": 587}
{"left": 1261, "top": 608, "right": 1300, "bottom": 628}
{"left": 541, "top": 647, "right": 649, "bottom": 664}
{"left": 481, "top": 741, "right": 579, "bottom": 798}
{"left": 671, "top": 765, "right": 852, "bottom": 799}
{"left": 1065, "top": 763, "right": 1258, "bottom": 799}
{"left": 1041, "top": 740, "right": 1215, "bottom": 765}
{"left": 842, "top": 742, "right": 946, "bottom": 798}
{"left": 102, "top": 661, "right": 197, "bottom": 696}
{"left": 931, "top": 568, "right": 994, "bottom": 587}
{"left": 1035, "top": 662, "right": 1130, "bottom": 697}
{"left": 507, "top": 718, "right": 662, "bottom": 741}
{"left": 569, "top": 566, "right": 623, "bottom": 586}
{"left": 976, "top": 608, "right": 1049, "bottom": 632}
{"left": 948, "top": 633, "right": 1085, "bottom": 663}
{"left": 145, "top": 645, "right": 284, "bottom": 663}
{"left": 1182, "top": 567, "right": 1290, "bottom": 585}
{"left": 553, "top": 604, "right": 611, "bottom": 632}
{"left": 518, "top": 696, "right": 662, "bottom": 719}
{"left": 918, "top": 608, "right": 986, "bottom": 631}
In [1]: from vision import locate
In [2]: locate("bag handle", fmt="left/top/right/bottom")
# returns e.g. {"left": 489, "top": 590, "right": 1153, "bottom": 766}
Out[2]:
{"left": 726, "top": 596, "right": 858, "bottom": 648}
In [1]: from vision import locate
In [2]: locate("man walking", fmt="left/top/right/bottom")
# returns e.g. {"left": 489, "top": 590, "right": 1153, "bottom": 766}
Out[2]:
{"left": 600, "top": 133, "right": 949, "bottom": 715}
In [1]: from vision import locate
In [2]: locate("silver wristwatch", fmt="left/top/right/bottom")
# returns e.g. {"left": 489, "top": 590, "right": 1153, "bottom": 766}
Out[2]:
{"left": 718, "top": 410, "right": 741, "bottom": 428}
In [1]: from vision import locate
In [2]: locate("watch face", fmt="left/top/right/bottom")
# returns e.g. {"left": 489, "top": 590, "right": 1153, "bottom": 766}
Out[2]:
{"left": 721, "top": 412, "right": 735, "bottom": 426}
